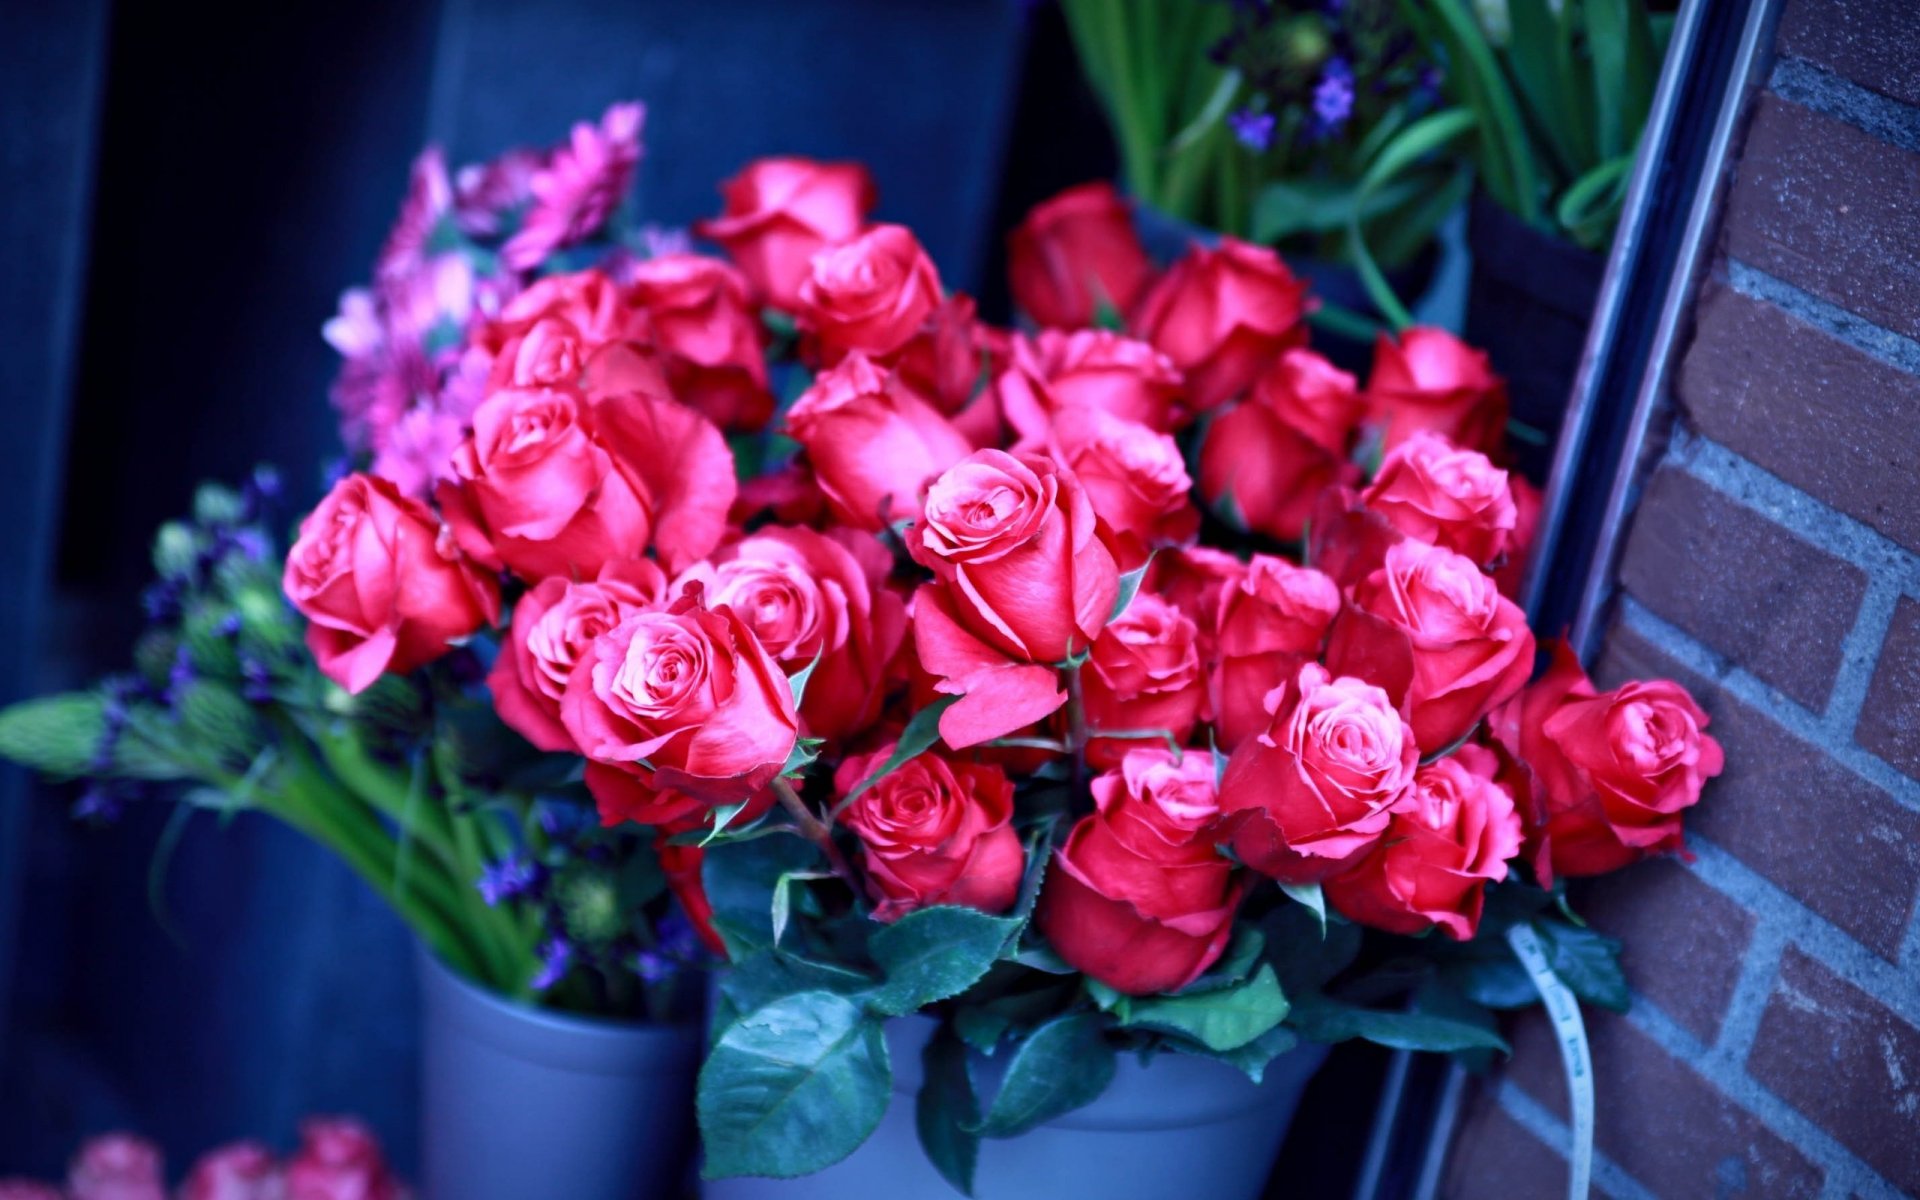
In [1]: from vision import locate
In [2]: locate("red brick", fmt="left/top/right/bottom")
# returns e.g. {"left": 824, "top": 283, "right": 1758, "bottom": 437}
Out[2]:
{"left": 1678, "top": 279, "right": 1920, "bottom": 556}
{"left": 1507, "top": 1009, "right": 1825, "bottom": 1199}
{"left": 1854, "top": 596, "right": 1920, "bottom": 779}
{"left": 1577, "top": 857, "right": 1755, "bottom": 1045}
{"left": 1442, "top": 1093, "right": 1584, "bottom": 1200}
{"left": 1617, "top": 467, "right": 1865, "bottom": 711}
{"left": 1746, "top": 948, "right": 1920, "bottom": 1193}
{"left": 1779, "top": 0, "right": 1920, "bottom": 107}
{"left": 1724, "top": 95, "right": 1920, "bottom": 339}
{"left": 1597, "top": 624, "right": 1920, "bottom": 961}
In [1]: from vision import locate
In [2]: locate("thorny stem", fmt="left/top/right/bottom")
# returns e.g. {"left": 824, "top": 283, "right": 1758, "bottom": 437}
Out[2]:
{"left": 772, "top": 776, "right": 857, "bottom": 889}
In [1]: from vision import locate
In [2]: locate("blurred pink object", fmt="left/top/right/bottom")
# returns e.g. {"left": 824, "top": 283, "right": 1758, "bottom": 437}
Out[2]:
{"left": 180, "top": 1142, "right": 284, "bottom": 1200}
{"left": 67, "top": 1133, "right": 164, "bottom": 1200}
{"left": 503, "top": 101, "right": 645, "bottom": 270}
{"left": 0, "top": 1181, "right": 64, "bottom": 1200}
{"left": 283, "top": 1118, "right": 400, "bottom": 1200}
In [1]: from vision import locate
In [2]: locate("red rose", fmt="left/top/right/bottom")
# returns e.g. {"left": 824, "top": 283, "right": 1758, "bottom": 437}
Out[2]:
{"left": 892, "top": 292, "right": 1002, "bottom": 420}
{"left": 1132, "top": 237, "right": 1313, "bottom": 411}
{"left": 1219, "top": 663, "right": 1418, "bottom": 883}
{"left": 1324, "top": 744, "right": 1522, "bottom": 939}
{"left": 478, "top": 268, "right": 653, "bottom": 400}
{"left": 67, "top": 1134, "right": 164, "bottom": 1200}
{"left": 1000, "top": 329, "right": 1186, "bottom": 437}
{"left": 1209, "top": 555, "right": 1342, "bottom": 751}
{"left": 626, "top": 253, "right": 773, "bottom": 430}
{"left": 489, "top": 560, "right": 668, "bottom": 751}
{"left": 785, "top": 352, "right": 973, "bottom": 531}
{"left": 1083, "top": 592, "right": 1207, "bottom": 769}
{"left": 440, "top": 383, "right": 735, "bottom": 579}
{"left": 284, "top": 1117, "right": 399, "bottom": 1200}
{"left": 284, "top": 472, "right": 499, "bottom": 694}
{"left": 656, "top": 837, "right": 727, "bottom": 955}
{"left": 1041, "top": 407, "right": 1198, "bottom": 571}
{"left": 911, "top": 450, "right": 1119, "bottom": 748}
{"left": 695, "top": 156, "right": 877, "bottom": 310}
{"left": 1037, "top": 747, "right": 1242, "bottom": 995}
{"left": 835, "top": 747, "right": 1024, "bottom": 922}
{"left": 673, "top": 525, "right": 906, "bottom": 742}
{"left": 1494, "top": 476, "right": 1542, "bottom": 600}
{"left": 1328, "top": 539, "right": 1535, "bottom": 751}
{"left": 1006, "top": 181, "right": 1154, "bottom": 329}
{"left": 1361, "top": 431, "right": 1517, "bottom": 567}
{"left": 1253, "top": 348, "right": 1364, "bottom": 455}
{"left": 799, "top": 223, "right": 943, "bottom": 361}
{"left": 1365, "top": 327, "right": 1508, "bottom": 456}
{"left": 1144, "top": 546, "right": 1246, "bottom": 652}
{"left": 181, "top": 1143, "right": 282, "bottom": 1200}
{"left": 561, "top": 596, "right": 799, "bottom": 825}
{"left": 1200, "top": 388, "right": 1358, "bottom": 543}
{"left": 1489, "top": 643, "right": 1724, "bottom": 881}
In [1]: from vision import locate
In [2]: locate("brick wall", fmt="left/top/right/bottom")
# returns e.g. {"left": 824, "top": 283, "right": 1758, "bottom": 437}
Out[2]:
{"left": 1445, "top": 2, "right": 1920, "bottom": 1197}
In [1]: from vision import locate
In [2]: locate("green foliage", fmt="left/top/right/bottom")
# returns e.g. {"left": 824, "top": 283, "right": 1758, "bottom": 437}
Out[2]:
{"left": 1531, "top": 916, "right": 1630, "bottom": 1012}
{"left": 916, "top": 1028, "right": 981, "bottom": 1196}
{"left": 701, "top": 835, "right": 826, "bottom": 960}
{"left": 837, "top": 696, "right": 958, "bottom": 809}
{"left": 1108, "top": 558, "right": 1151, "bottom": 624}
{"left": 0, "top": 693, "right": 107, "bottom": 777}
{"left": 868, "top": 907, "right": 1023, "bottom": 1017}
{"left": 968, "top": 1012, "right": 1116, "bottom": 1139}
{"left": 1123, "top": 964, "right": 1290, "bottom": 1052}
{"left": 175, "top": 681, "right": 264, "bottom": 769}
{"left": 1289, "top": 994, "right": 1510, "bottom": 1054}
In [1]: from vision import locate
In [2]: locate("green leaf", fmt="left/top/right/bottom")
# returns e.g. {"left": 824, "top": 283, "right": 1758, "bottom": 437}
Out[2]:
{"left": 968, "top": 1012, "right": 1116, "bottom": 1138}
{"left": 916, "top": 1028, "right": 980, "bottom": 1197}
{"left": 868, "top": 906, "right": 1023, "bottom": 1017}
{"left": 1009, "top": 817, "right": 1059, "bottom": 927}
{"left": 1166, "top": 68, "right": 1243, "bottom": 155}
{"left": 1108, "top": 557, "right": 1152, "bottom": 624}
{"left": 1531, "top": 917, "right": 1630, "bottom": 1012}
{"left": 699, "top": 800, "right": 753, "bottom": 848}
{"left": 1187, "top": 925, "right": 1265, "bottom": 992}
{"left": 1289, "top": 996, "right": 1510, "bottom": 1054}
{"left": 770, "top": 870, "right": 835, "bottom": 946}
{"left": 1279, "top": 882, "right": 1327, "bottom": 935}
{"left": 703, "top": 835, "right": 828, "bottom": 959}
{"left": 837, "top": 696, "right": 960, "bottom": 812}
{"left": 0, "top": 693, "right": 106, "bottom": 777}
{"left": 715, "top": 950, "right": 875, "bottom": 1033}
{"left": 786, "top": 653, "right": 823, "bottom": 711}
{"left": 699, "top": 991, "right": 892, "bottom": 1179}
{"left": 1200, "top": 1023, "right": 1302, "bottom": 1083}
{"left": 1125, "top": 964, "right": 1289, "bottom": 1052}
{"left": 1263, "top": 905, "right": 1362, "bottom": 997}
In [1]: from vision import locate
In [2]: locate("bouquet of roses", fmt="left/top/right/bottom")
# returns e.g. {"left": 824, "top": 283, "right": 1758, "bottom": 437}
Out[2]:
{"left": 0, "top": 1116, "right": 404, "bottom": 1200}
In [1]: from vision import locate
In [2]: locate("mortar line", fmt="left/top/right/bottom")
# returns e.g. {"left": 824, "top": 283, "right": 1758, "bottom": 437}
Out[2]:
{"left": 1715, "top": 922, "right": 1789, "bottom": 1064}
{"left": 1769, "top": 57, "right": 1920, "bottom": 158}
{"left": 1494, "top": 1082, "right": 1659, "bottom": 1200}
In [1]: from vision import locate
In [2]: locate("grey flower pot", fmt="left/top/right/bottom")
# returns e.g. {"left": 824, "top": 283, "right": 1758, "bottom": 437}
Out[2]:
{"left": 704, "top": 1014, "right": 1328, "bottom": 1200}
{"left": 417, "top": 950, "right": 700, "bottom": 1200}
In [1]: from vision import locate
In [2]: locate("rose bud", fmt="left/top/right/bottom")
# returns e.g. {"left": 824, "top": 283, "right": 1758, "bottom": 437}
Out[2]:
{"left": 1006, "top": 180, "right": 1155, "bottom": 330}
{"left": 655, "top": 838, "right": 727, "bottom": 955}
{"left": 834, "top": 747, "right": 1024, "bottom": 921}
{"left": 561, "top": 595, "right": 800, "bottom": 825}
{"left": 1083, "top": 592, "right": 1207, "bottom": 769}
{"left": 1209, "top": 555, "right": 1342, "bottom": 751}
{"left": 625, "top": 253, "right": 774, "bottom": 430}
{"left": 911, "top": 450, "right": 1120, "bottom": 748}
{"left": 1219, "top": 663, "right": 1418, "bottom": 883}
{"left": 489, "top": 560, "right": 669, "bottom": 752}
{"left": 1200, "top": 388, "right": 1358, "bottom": 544}
{"left": 1132, "top": 237, "right": 1313, "bottom": 412}
{"left": 1324, "top": 744, "right": 1522, "bottom": 940}
{"left": 284, "top": 1117, "right": 399, "bottom": 1200}
{"left": 673, "top": 525, "right": 907, "bottom": 743}
{"left": 284, "top": 473, "right": 500, "bottom": 694}
{"left": 799, "top": 223, "right": 943, "bottom": 361}
{"left": 1037, "top": 747, "right": 1243, "bottom": 995}
{"left": 999, "top": 329, "right": 1186, "bottom": 438}
{"left": 1041, "top": 407, "right": 1198, "bottom": 571}
{"left": 1254, "top": 348, "right": 1365, "bottom": 455}
{"left": 785, "top": 352, "right": 973, "bottom": 531}
{"left": 180, "top": 1142, "right": 283, "bottom": 1200}
{"left": 1365, "top": 326, "right": 1509, "bottom": 456}
{"left": 476, "top": 268, "right": 653, "bottom": 401}
{"left": 1489, "top": 643, "right": 1724, "bottom": 881}
{"left": 695, "top": 156, "right": 877, "bottom": 310}
{"left": 439, "top": 383, "right": 735, "bottom": 579}
{"left": 1328, "top": 539, "right": 1535, "bottom": 752}
{"left": 1361, "top": 431, "right": 1518, "bottom": 567}
{"left": 68, "top": 1133, "right": 164, "bottom": 1200}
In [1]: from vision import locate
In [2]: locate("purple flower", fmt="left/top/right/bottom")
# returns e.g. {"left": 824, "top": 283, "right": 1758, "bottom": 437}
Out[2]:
{"left": 502, "top": 101, "right": 645, "bottom": 272}
{"left": 73, "top": 784, "right": 123, "bottom": 824}
{"left": 476, "top": 854, "right": 542, "bottom": 907}
{"left": 531, "top": 937, "right": 573, "bottom": 992}
{"left": 1313, "top": 58, "right": 1355, "bottom": 135}
{"left": 635, "top": 949, "right": 674, "bottom": 984}
{"left": 1227, "top": 107, "right": 1277, "bottom": 152}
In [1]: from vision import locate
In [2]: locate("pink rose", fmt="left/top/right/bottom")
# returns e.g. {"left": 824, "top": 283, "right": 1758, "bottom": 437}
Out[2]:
{"left": 673, "top": 526, "right": 906, "bottom": 743}
{"left": 439, "top": 383, "right": 735, "bottom": 579}
{"left": 284, "top": 473, "right": 499, "bottom": 694}
{"left": 1040, "top": 407, "right": 1197, "bottom": 571}
{"left": 696, "top": 157, "right": 877, "bottom": 310}
{"left": 891, "top": 292, "right": 1006, "bottom": 423}
{"left": 1361, "top": 431, "right": 1517, "bottom": 567}
{"left": 1324, "top": 744, "right": 1522, "bottom": 939}
{"left": 999, "top": 329, "right": 1185, "bottom": 437}
{"left": 1327, "top": 539, "right": 1535, "bottom": 752}
{"left": 477, "top": 269, "right": 652, "bottom": 399}
{"left": 1131, "top": 238, "right": 1313, "bottom": 411}
{"left": 799, "top": 224, "right": 943, "bottom": 361}
{"left": 181, "top": 1142, "right": 285, "bottom": 1200}
{"left": 1209, "top": 555, "right": 1342, "bottom": 751}
{"left": 1082, "top": 592, "right": 1207, "bottom": 769}
{"left": 784, "top": 352, "right": 974, "bottom": 531}
{"left": 1144, "top": 546, "right": 1247, "bottom": 654}
{"left": 68, "top": 1134, "right": 164, "bottom": 1200}
{"left": 489, "top": 560, "right": 669, "bottom": 751}
{"left": 1200, "top": 360, "right": 1359, "bottom": 543}
{"left": 626, "top": 253, "right": 773, "bottom": 431}
{"left": 562, "top": 596, "right": 800, "bottom": 825}
{"left": 1251, "top": 348, "right": 1365, "bottom": 455}
{"left": 911, "top": 451, "right": 1119, "bottom": 748}
{"left": 1365, "top": 326, "right": 1509, "bottom": 456}
{"left": 284, "top": 1117, "right": 398, "bottom": 1200}
{"left": 1218, "top": 663, "right": 1418, "bottom": 883}
{"left": 835, "top": 748, "right": 1024, "bottom": 921}
{"left": 1007, "top": 181, "right": 1155, "bottom": 329}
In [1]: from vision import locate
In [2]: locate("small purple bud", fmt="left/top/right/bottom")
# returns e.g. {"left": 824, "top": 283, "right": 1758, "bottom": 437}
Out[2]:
{"left": 531, "top": 937, "right": 573, "bottom": 992}
{"left": 1227, "top": 107, "right": 1277, "bottom": 152}
{"left": 73, "top": 785, "right": 123, "bottom": 824}
{"left": 167, "top": 645, "right": 195, "bottom": 707}
{"left": 476, "top": 854, "right": 542, "bottom": 907}
{"left": 1313, "top": 58, "right": 1356, "bottom": 134}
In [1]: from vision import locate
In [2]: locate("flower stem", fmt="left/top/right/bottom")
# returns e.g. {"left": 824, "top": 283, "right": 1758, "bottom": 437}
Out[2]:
{"left": 771, "top": 776, "right": 857, "bottom": 889}
{"left": 1064, "top": 661, "right": 1090, "bottom": 797}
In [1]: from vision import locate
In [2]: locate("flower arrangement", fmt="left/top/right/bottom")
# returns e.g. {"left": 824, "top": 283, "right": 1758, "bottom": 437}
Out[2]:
{"left": 0, "top": 99, "right": 1723, "bottom": 1190}
{"left": 0, "top": 1117, "right": 404, "bottom": 1200}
